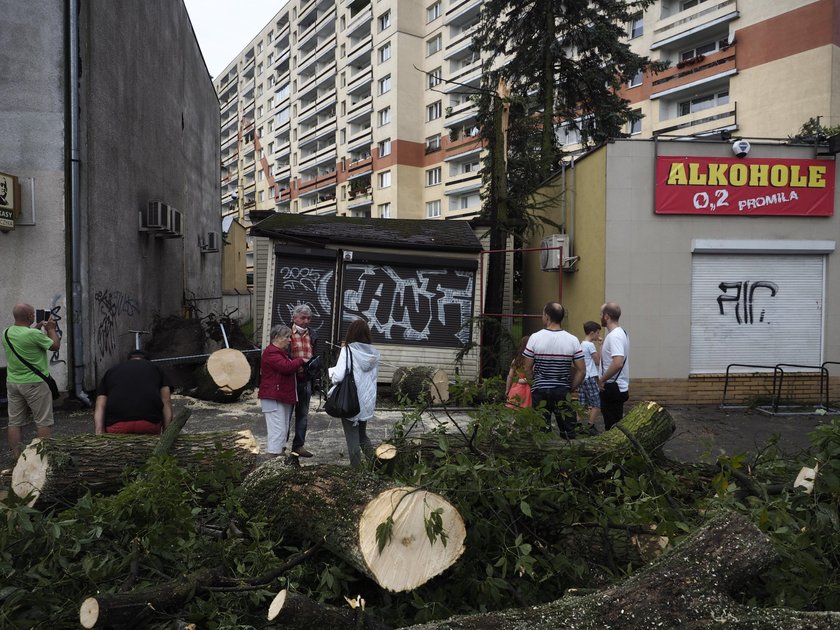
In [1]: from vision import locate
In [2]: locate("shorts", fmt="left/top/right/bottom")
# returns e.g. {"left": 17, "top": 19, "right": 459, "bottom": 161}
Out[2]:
{"left": 6, "top": 382, "right": 55, "bottom": 428}
{"left": 578, "top": 376, "right": 601, "bottom": 409}
{"left": 106, "top": 420, "right": 162, "bottom": 435}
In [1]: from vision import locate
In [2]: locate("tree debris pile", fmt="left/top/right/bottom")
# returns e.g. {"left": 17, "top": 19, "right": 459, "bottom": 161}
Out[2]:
{"left": 0, "top": 403, "right": 838, "bottom": 627}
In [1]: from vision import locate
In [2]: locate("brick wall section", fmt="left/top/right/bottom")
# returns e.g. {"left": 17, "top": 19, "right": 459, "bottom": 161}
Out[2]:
{"left": 630, "top": 374, "right": 840, "bottom": 406}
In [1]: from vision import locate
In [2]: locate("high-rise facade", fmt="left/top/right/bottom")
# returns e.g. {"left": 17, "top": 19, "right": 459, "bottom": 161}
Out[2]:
{"left": 217, "top": 0, "right": 839, "bottom": 232}
{"left": 216, "top": 0, "right": 482, "bottom": 235}
{"left": 613, "top": 0, "right": 839, "bottom": 143}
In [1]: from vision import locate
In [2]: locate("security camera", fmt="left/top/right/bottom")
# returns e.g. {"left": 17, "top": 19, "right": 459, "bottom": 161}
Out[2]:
{"left": 230, "top": 191, "right": 238, "bottom": 200}
{"left": 732, "top": 139, "right": 751, "bottom": 158}
{"left": 343, "top": 251, "right": 353, "bottom": 261}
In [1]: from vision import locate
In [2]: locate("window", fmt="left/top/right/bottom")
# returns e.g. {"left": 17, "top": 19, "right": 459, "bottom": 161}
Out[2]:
{"left": 426, "top": 1, "right": 441, "bottom": 23}
{"left": 680, "top": 37, "right": 729, "bottom": 61}
{"left": 458, "top": 195, "right": 481, "bottom": 210}
{"left": 678, "top": 90, "right": 729, "bottom": 116}
{"left": 628, "top": 13, "right": 643, "bottom": 39}
{"left": 257, "top": 63, "right": 264, "bottom": 75}
{"left": 378, "top": 74, "right": 392, "bottom": 95}
{"left": 427, "top": 101, "right": 442, "bottom": 121}
{"left": 268, "top": 142, "right": 274, "bottom": 154}
{"left": 682, "top": 0, "right": 709, "bottom": 9}
{"left": 628, "top": 70, "right": 643, "bottom": 88}
{"left": 428, "top": 67, "right": 442, "bottom": 89}
{"left": 426, "top": 34, "right": 442, "bottom": 56}
{"left": 378, "top": 107, "right": 391, "bottom": 126}
{"left": 463, "top": 160, "right": 480, "bottom": 174}
{"left": 628, "top": 110, "right": 642, "bottom": 135}
{"left": 426, "top": 167, "right": 441, "bottom": 186}
{"left": 378, "top": 170, "right": 392, "bottom": 188}
{"left": 378, "top": 42, "right": 392, "bottom": 63}
{"left": 259, "top": 190, "right": 265, "bottom": 201}
{"left": 257, "top": 106, "right": 264, "bottom": 118}
{"left": 258, "top": 170, "right": 264, "bottom": 181}
{"left": 378, "top": 202, "right": 391, "bottom": 218}
{"left": 378, "top": 10, "right": 391, "bottom": 31}
{"left": 378, "top": 138, "right": 392, "bottom": 157}
{"left": 425, "top": 134, "right": 441, "bottom": 153}
{"left": 426, "top": 200, "right": 441, "bottom": 218}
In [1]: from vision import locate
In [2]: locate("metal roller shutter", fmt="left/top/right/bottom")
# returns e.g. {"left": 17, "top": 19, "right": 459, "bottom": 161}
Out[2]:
{"left": 270, "top": 254, "right": 337, "bottom": 348}
{"left": 339, "top": 263, "right": 475, "bottom": 348}
{"left": 690, "top": 254, "right": 824, "bottom": 373}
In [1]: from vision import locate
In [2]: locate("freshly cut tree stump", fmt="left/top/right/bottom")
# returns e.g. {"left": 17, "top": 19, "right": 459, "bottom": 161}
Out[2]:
{"left": 12, "top": 431, "right": 260, "bottom": 508}
{"left": 241, "top": 461, "right": 466, "bottom": 592}
{"left": 402, "top": 511, "right": 840, "bottom": 629}
{"left": 193, "top": 348, "right": 251, "bottom": 401}
{"left": 267, "top": 589, "right": 391, "bottom": 629}
{"left": 392, "top": 367, "right": 449, "bottom": 404}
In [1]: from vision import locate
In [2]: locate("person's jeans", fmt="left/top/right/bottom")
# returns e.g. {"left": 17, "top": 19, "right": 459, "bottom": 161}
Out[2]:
{"left": 292, "top": 379, "right": 311, "bottom": 450}
{"left": 342, "top": 418, "right": 374, "bottom": 468}
{"left": 532, "top": 386, "right": 576, "bottom": 438}
{"left": 601, "top": 383, "right": 629, "bottom": 430}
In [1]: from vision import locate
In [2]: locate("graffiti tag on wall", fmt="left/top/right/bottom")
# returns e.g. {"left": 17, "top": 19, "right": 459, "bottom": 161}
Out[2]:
{"left": 717, "top": 281, "right": 779, "bottom": 324}
{"left": 272, "top": 261, "right": 475, "bottom": 347}
{"left": 94, "top": 289, "right": 140, "bottom": 357}
{"left": 276, "top": 265, "right": 334, "bottom": 334}
{"left": 46, "top": 298, "right": 64, "bottom": 365}
{"left": 343, "top": 265, "right": 474, "bottom": 346}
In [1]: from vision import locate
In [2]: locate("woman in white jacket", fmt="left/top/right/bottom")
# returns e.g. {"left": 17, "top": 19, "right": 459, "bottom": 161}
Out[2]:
{"left": 330, "top": 319, "right": 380, "bottom": 468}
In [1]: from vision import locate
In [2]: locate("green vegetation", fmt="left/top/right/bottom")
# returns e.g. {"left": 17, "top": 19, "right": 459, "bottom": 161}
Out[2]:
{"left": 1, "top": 401, "right": 838, "bottom": 627}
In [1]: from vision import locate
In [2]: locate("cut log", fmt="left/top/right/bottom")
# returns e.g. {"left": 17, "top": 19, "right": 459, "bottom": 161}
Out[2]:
{"left": 392, "top": 367, "right": 449, "bottom": 404}
{"left": 393, "top": 401, "right": 675, "bottom": 464}
{"left": 402, "top": 511, "right": 840, "bottom": 629}
{"left": 79, "top": 567, "right": 221, "bottom": 629}
{"left": 267, "top": 589, "right": 391, "bottom": 629}
{"left": 240, "top": 461, "right": 466, "bottom": 592}
{"left": 11, "top": 430, "right": 260, "bottom": 509}
{"left": 193, "top": 348, "right": 251, "bottom": 402}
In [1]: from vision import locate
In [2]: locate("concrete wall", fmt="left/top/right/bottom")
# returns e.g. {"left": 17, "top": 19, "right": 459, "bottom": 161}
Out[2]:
{"left": 0, "top": 1, "right": 70, "bottom": 388}
{"left": 79, "top": 0, "right": 221, "bottom": 383}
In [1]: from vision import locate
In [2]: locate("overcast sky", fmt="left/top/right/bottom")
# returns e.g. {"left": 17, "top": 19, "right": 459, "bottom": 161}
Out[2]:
{"left": 185, "top": 0, "right": 288, "bottom": 79}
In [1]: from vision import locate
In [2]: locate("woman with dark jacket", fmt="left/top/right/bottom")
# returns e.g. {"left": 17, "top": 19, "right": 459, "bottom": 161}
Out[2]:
{"left": 259, "top": 324, "right": 305, "bottom": 457}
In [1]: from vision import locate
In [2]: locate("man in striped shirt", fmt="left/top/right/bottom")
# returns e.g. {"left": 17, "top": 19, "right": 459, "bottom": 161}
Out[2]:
{"left": 523, "top": 302, "right": 585, "bottom": 439}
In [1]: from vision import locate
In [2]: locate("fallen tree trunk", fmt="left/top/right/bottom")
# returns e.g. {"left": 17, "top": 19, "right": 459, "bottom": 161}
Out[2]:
{"left": 193, "top": 348, "right": 252, "bottom": 402}
{"left": 79, "top": 567, "right": 221, "bottom": 629}
{"left": 240, "top": 460, "right": 466, "bottom": 592}
{"left": 403, "top": 511, "right": 840, "bottom": 629}
{"left": 267, "top": 589, "right": 391, "bottom": 629}
{"left": 395, "top": 400, "right": 675, "bottom": 463}
{"left": 12, "top": 430, "right": 260, "bottom": 509}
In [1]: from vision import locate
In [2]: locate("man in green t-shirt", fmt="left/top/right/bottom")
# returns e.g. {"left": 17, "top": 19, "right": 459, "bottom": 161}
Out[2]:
{"left": 2, "top": 303, "right": 61, "bottom": 459}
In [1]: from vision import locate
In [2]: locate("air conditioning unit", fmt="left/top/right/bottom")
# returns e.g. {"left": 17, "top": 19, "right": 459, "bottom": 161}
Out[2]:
{"left": 159, "top": 208, "right": 183, "bottom": 238}
{"left": 201, "top": 231, "right": 220, "bottom": 253}
{"left": 540, "top": 234, "right": 570, "bottom": 271}
{"left": 139, "top": 201, "right": 170, "bottom": 232}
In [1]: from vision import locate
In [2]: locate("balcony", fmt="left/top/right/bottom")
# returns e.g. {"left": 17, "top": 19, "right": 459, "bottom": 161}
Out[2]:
{"left": 653, "top": 101, "right": 737, "bottom": 136}
{"left": 445, "top": 0, "right": 481, "bottom": 27}
{"left": 650, "top": 45, "right": 736, "bottom": 97}
{"left": 346, "top": 6, "right": 372, "bottom": 37}
{"left": 346, "top": 66, "right": 373, "bottom": 95}
{"left": 651, "top": 0, "right": 738, "bottom": 50}
{"left": 347, "top": 128, "right": 372, "bottom": 152}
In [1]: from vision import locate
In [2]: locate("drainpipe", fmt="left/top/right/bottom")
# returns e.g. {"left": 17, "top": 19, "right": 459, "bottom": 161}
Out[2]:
{"left": 69, "top": 0, "right": 91, "bottom": 406}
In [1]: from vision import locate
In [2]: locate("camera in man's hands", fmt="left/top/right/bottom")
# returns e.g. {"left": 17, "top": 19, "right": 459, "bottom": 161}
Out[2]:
{"left": 35, "top": 309, "right": 51, "bottom": 323}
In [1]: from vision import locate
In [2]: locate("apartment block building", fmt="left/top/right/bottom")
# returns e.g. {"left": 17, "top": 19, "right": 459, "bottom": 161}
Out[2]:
{"left": 615, "top": 0, "right": 840, "bottom": 142}
{"left": 216, "top": 0, "right": 482, "bottom": 238}
{"left": 217, "top": 0, "right": 839, "bottom": 235}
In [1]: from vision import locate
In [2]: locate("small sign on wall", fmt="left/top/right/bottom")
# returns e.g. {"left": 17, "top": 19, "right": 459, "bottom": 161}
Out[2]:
{"left": 0, "top": 171, "right": 17, "bottom": 232}
{"left": 656, "top": 157, "right": 835, "bottom": 216}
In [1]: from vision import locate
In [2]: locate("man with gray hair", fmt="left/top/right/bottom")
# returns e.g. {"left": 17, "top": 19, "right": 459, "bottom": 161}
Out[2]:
{"left": 288, "top": 304, "right": 318, "bottom": 457}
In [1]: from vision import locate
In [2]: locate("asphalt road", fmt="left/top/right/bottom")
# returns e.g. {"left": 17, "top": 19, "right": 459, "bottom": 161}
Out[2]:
{"left": 0, "top": 392, "right": 831, "bottom": 472}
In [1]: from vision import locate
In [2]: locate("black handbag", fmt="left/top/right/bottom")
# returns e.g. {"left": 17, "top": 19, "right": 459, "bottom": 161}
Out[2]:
{"left": 325, "top": 347, "right": 360, "bottom": 418}
{"left": 4, "top": 328, "right": 60, "bottom": 400}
